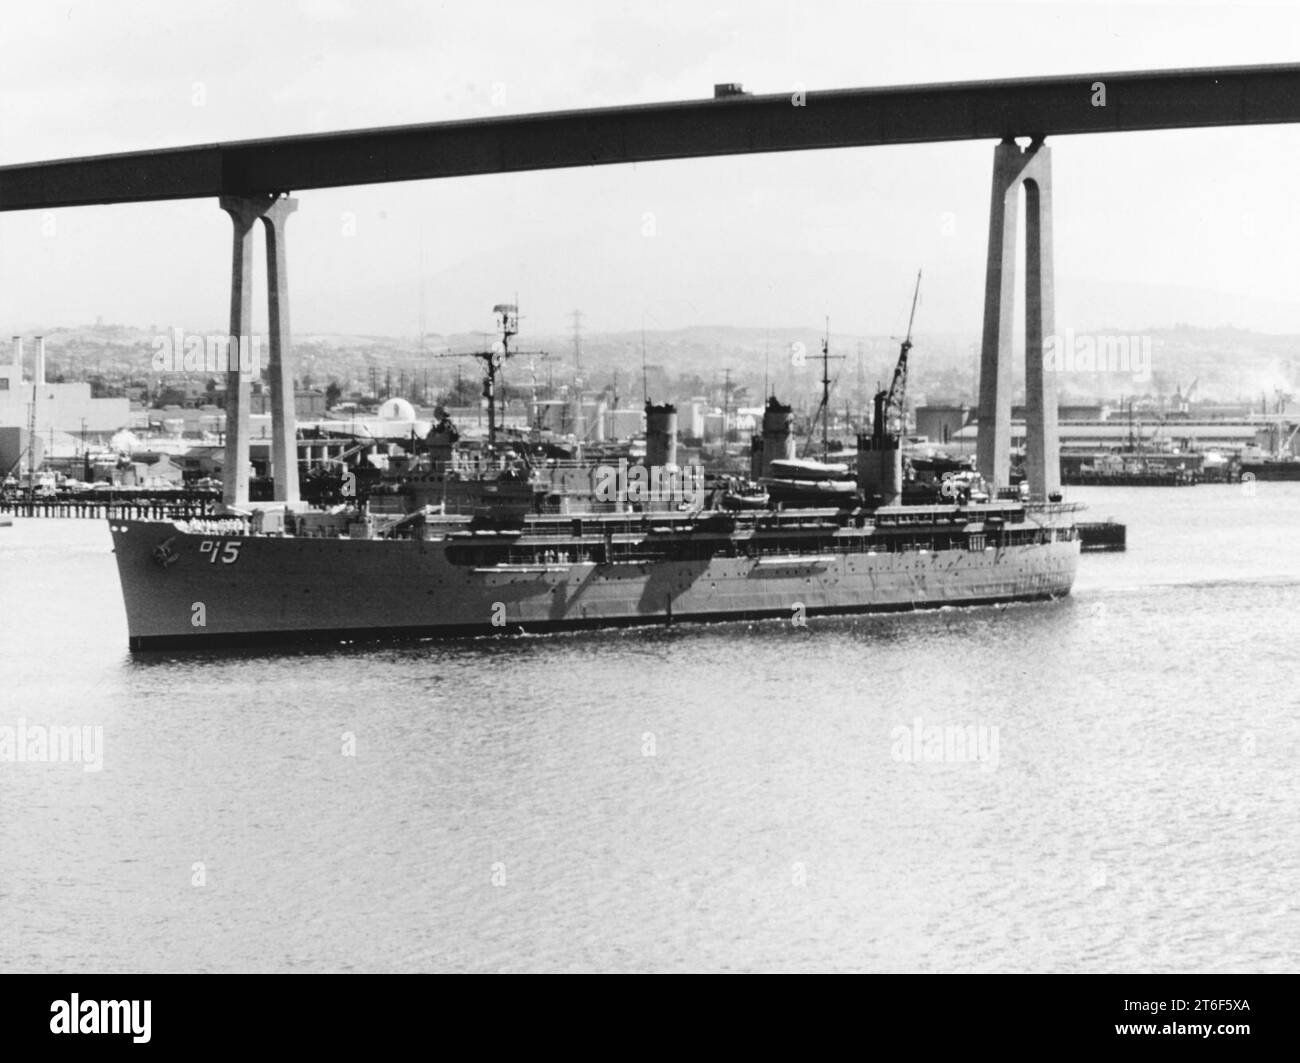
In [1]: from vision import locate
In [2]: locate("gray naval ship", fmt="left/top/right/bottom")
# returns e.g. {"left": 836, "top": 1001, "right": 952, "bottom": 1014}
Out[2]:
{"left": 107, "top": 303, "right": 1081, "bottom": 651}
{"left": 110, "top": 495, "right": 1080, "bottom": 650}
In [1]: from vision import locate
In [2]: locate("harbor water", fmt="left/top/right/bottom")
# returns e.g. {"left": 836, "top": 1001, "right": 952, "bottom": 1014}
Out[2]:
{"left": 2, "top": 484, "right": 1298, "bottom": 972}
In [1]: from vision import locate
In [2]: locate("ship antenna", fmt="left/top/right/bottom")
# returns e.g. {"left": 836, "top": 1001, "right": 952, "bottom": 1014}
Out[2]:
{"left": 641, "top": 318, "right": 649, "bottom": 404}
{"left": 822, "top": 316, "right": 831, "bottom": 461}
{"left": 763, "top": 329, "right": 770, "bottom": 400}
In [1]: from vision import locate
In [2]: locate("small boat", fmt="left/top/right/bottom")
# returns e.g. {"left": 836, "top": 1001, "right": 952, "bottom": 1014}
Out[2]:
{"left": 762, "top": 476, "right": 858, "bottom": 505}
{"left": 767, "top": 457, "right": 851, "bottom": 481}
{"left": 763, "top": 456, "right": 857, "bottom": 506}
{"left": 721, "top": 480, "right": 770, "bottom": 510}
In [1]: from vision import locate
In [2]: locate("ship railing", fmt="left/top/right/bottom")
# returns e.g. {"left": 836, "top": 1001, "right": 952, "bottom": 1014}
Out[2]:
{"left": 1023, "top": 500, "right": 1086, "bottom": 516}
{"left": 1022, "top": 500, "right": 1086, "bottom": 528}
{"left": 176, "top": 516, "right": 252, "bottom": 536}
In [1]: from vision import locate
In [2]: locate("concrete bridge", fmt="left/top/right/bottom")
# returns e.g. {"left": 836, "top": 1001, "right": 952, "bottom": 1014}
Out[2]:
{"left": 5, "top": 63, "right": 1299, "bottom": 503}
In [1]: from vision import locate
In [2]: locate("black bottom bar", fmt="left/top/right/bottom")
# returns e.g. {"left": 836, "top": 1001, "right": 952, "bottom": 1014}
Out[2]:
{"left": 0, "top": 973, "right": 1292, "bottom": 1051}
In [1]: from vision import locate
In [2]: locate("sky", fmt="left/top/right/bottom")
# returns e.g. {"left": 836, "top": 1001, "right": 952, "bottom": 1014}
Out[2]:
{"left": 2, "top": 0, "right": 1300, "bottom": 342}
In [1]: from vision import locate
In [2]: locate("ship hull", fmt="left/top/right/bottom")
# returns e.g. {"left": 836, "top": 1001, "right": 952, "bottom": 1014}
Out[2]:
{"left": 109, "top": 518, "right": 1080, "bottom": 650}
{"left": 1239, "top": 461, "right": 1300, "bottom": 481}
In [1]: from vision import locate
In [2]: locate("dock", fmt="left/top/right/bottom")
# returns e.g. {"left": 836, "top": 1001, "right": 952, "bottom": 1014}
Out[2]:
{"left": 0, "top": 491, "right": 221, "bottom": 522}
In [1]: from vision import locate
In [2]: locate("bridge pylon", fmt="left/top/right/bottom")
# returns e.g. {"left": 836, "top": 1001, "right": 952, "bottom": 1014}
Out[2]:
{"left": 217, "top": 193, "right": 300, "bottom": 506}
{"left": 976, "top": 138, "right": 1060, "bottom": 499}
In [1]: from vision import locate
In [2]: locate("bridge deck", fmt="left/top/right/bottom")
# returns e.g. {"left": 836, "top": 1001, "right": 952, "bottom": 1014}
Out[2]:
{"left": 3, "top": 64, "right": 1300, "bottom": 210}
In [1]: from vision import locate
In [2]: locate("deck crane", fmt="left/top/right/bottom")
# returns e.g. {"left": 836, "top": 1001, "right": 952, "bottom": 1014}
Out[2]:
{"left": 873, "top": 270, "right": 922, "bottom": 442}
{"left": 1280, "top": 421, "right": 1300, "bottom": 456}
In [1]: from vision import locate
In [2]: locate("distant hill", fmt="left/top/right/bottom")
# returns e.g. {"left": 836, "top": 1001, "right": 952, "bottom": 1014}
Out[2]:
{"left": 10, "top": 320, "right": 1298, "bottom": 408}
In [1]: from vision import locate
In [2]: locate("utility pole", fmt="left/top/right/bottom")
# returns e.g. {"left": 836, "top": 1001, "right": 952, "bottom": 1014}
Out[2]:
{"left": 570, "top": 309, "right": 584, "bottom": 384}
{"left": 723, "top": 367, "right": 732, "bottom": 443}
{"left": 26, "top": 376, "right": 37, "bottom": 494}
{"left": 418, "top": 225, "right": 427, "bottom": 354}
{"left": 763, "top": 331, "right": 770, "bottom": 400}
{"left": 856, "top": 340, "right": 866, "bottom": 412}
{"left": 641, "top": 325, "right": 649, "bottom": 404}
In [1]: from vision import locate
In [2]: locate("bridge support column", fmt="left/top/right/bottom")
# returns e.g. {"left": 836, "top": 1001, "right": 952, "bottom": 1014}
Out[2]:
{"left": 262, "top": 196, "right": 300, "bottom": 503}
{"left": 976, "top": 138, "right": 1060, "bottom": 499}
{"left": 218, "top": 193, "right": 300, "bottom": 506}
{"left": 218, "top": 195, "right": 264, "bottom": 506}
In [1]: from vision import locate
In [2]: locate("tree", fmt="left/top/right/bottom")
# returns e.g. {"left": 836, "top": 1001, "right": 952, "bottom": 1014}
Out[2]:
{"left": 445, "top": 374, "right": 482, "bottom": 407}
{"left": 325, "top": 380, "right": 343, "bottom": 409}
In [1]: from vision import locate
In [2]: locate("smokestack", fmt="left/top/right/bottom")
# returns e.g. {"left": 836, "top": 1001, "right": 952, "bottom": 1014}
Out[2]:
{"left": 12, "top": 336, "right": 22, "bottom": 374}
{"left": 856, "top": 391, "right": 902, "bottom": 507}
{"left": 34, "top": 335, "right": 45, "bottom": 386}
{"left": 757, "top": 396, "right": 795, "bottom": 477}
{"left": 644, "top": 401, "right": 678, "bottom": 468}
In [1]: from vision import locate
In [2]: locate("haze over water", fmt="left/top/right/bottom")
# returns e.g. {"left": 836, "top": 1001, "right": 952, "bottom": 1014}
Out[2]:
{"left": 2, "top": 485, "right": 1298, "bottom": 972}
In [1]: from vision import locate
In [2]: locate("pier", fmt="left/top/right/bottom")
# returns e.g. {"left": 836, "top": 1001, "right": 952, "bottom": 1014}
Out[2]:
{"left": 0, "top": 491, "right": 220, "bottom": 521}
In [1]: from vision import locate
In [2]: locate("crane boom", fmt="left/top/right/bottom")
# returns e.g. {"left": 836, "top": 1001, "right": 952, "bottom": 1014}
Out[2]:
{"left": 875, "top": 270, "right": 922, "bottom": 439}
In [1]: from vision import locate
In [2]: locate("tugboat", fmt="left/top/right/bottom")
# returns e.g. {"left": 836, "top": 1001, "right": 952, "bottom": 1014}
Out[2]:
{"left": 1239, "top": 423, "right": 1300, "bottom": 481}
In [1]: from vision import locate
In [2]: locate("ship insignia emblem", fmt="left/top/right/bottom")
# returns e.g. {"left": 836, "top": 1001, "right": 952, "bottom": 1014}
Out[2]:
{"left": 152, "top": 537, "right": 180, "bottom": 568}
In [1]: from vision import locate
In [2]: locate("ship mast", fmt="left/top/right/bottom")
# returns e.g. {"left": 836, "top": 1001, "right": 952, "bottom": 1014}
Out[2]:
{"left": 821, "top": 319, "right": 831, "bottom": 460}
{"left": 438, "top": 303, "right": 545, "bottom": 452}
{"left": 803, "top": 318, "right": 844, "bottom": 459}
{"left": 484, "top": 303, "right": 515, "bottom": 448}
